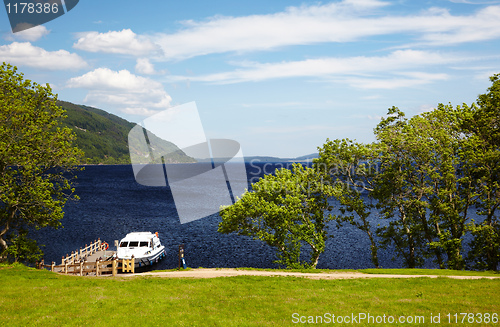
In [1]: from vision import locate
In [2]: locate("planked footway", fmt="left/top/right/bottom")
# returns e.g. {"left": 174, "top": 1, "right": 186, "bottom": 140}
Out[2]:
{"left": 36, "top": 238, "right": 136, "bottom": 276}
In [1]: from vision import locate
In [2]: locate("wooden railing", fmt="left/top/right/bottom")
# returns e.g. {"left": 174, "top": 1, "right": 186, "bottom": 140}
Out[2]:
{"left": 38, "top": 257, "right": 135, "bottom": 276}
{"left": 61, "top": 239, "right": 103, "bottom": 265}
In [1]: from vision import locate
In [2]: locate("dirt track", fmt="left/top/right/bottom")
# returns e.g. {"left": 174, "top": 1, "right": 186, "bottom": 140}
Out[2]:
{"left": 122, "top": 268, "right": 499, "bottom": 280}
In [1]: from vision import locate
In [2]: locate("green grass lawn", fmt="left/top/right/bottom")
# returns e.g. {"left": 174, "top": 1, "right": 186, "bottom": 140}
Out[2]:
{"left": 227, "top": 267, "right": 500, "bottom": 277}
{"left": 359, "top": 268, "right": 500, "bottom": 277}
{"left": 1, "top": 263, "right": 498, "bottom": 326}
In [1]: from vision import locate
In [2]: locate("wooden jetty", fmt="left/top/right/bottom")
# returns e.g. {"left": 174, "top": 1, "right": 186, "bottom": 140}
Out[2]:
{"left": 60, "top": 238, "right": 112, "bottom": 265}
{"left": 37, "top": 238, "right": 136, "bottom": 276}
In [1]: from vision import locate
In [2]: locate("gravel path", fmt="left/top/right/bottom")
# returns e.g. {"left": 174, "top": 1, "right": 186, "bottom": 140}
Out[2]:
{"left": 122, "top": 268, "right": 499, "bottom": 280}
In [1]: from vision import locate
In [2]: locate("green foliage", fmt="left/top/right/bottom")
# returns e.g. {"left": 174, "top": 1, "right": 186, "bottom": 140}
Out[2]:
{"left": 466, "top": 221, "right": 500, "bottom": 270}
{"left": 315, "top": 139, "right": 380, "bottom": 268}
{"left": 462, "top": 73, "right": 500, "bottom": 270}
{"left": 0, "top": 63, "right": 82, "bottom": 262}
{"left": 58, "top": 100, "right": 136, "bottom": 163}
{"left": 219, "top": 163, "right": 336, "bottom": 268}
{"left": 316, "top": 74, "right": 499, "bottom": 271}
{"left": 474, "top": 73, "right": 500, "bottom": 147}
{"left": 3, "top": 230, "right": 43, "bottom": 264}
{"left": 373, "top": 104, "right": 478, "bottom": 269}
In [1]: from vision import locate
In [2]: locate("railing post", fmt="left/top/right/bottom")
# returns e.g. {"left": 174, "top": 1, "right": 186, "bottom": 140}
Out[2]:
{"left": 131, "top": 255, "right": 135, "bottom": 274}
{"left": 79, "top": 261, "right": 83, "bottom": 276}
{"left": 51, "top": 261, "right": 55, "bottom": 272}
{"left": 96, "top": 259, "right": 100, "bottom": 276}
{"left": 64, "top": 262, "right": 68, "bottom": 274}
{"left": 112, "top": 258, "right": 117, "bottom": 276}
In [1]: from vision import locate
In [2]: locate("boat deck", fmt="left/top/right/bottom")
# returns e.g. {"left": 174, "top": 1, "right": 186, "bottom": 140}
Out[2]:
{"left": 84, "top": 250, "right": 115, "bottom": 263}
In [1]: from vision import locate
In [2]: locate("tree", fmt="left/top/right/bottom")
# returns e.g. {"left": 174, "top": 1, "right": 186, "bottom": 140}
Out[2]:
{"left": 0, "top": 63, "right": 83, "bottom": 263}
{"left": 218, "top": 163, "right": 336, "bottom": 269}
{"left": 463, "top": 74, "right": 500, "bottom": 270}
{"left": 316, "top": 102, "right": 488, "bottom": 270}
{"left": 372, "top": 105, "right": 480, "bottom": 269}
{"left": 315, "top": 139, "right": 380, "bottom": 268}
{"left": 3, "top": 229, "right": 44, "bottom": 264}
{"left": 312, "top": 74, "right": 499, "bottom": 270}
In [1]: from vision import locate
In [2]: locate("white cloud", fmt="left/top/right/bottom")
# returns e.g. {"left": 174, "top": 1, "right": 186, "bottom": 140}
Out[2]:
{"left": 5, "top": 25, "right": 50, "bottom": 42}
{"left": 67, "top": 68, "right": 172, "bottom": 116}
{"left": 350, "top": 114, "right": 384, "bottom": 120}
{"left": 448, "top": 0, "right": 500, "bottom": 4}
{"left": 346, "top": 72, "right": 449, "bottom": 89}
{"left": 152, "top": 0, "right": 391, "bottom": 60}
{"left": 474, "top": 70, "right": 499, "bottom": 80}
{"left": 149, "top": 1, "right": 500, "bottom": 60}
{"left": 168, "top": 50, "right": 462, "bottom": 88}
{"left": 417, "top": 104, "right": 436, "bottom": 113}
{"left": 0, "top": 42, "right": 87, "bottom": 70}
{"left": 135, "top": 58, "right": 164, "bottom": 75}
{"left": 73, "top": 29, "right": 160, "bottom": 56}
{"left": 65, "top": 2, "right": 500, "bottom": 62}
{"left": 417, "top": 6, "right": 500, "bottom": 45}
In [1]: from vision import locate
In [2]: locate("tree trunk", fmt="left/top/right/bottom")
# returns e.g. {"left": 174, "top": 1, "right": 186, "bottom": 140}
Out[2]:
{"left": 311, "top": 250, "right": 320, "bottom": 269}
{"left": 0, "top": 235, "right": 7, "bottom": 252}
{"left": 0, "top": 221, "right": 9, "bottom": 252}
{"left": 366, "top": 230, "right": 379, "bottom": 268}
{"left": 408, "top": 243, "right": 416, "bottom": 269}
{"left": 419, "top": 210, "right": 443, "bottom": 268}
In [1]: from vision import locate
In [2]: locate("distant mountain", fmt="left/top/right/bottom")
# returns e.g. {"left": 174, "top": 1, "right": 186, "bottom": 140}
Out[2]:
{"left": 243, "top": 153, "right": 318, "bottom": 163}
{"left": 57, "top": 101, "right": 196, "bottom": 164}
{"left": 196, "top": 154, "right": 319, "bottom": 163}
{"left": 294, "top": 153, "right": 319, "bottom": 161}
{"left": 243, "top": 156, "right": 291, "bottom": 162}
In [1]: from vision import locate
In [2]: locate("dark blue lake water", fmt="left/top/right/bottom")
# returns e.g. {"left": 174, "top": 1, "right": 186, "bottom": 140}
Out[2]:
{"left": 32, "top": 163, "right": 476, "bottom": 270}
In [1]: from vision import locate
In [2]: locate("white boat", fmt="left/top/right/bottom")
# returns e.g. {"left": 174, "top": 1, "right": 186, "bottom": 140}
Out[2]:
{"left": 116, "top": 232, "right": 166, "bottom": 267}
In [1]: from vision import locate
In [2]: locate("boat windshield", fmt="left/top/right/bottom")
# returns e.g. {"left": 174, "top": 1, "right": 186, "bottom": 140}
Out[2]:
{"left": 119, "top": 242, "right": 128, "bottom": 247}
{"left": 140, "top": 241, "right": 149, "bottom": 247}
{"left": 128, "top": 241, "right": 139, "bottom": 247}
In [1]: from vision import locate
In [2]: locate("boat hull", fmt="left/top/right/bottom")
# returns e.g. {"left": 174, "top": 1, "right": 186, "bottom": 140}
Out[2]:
{"left": 116, "top": 232, "right": 166, "bottom": 267}
{"left": 131, "top": 246, "right": 166, "bottom": 267}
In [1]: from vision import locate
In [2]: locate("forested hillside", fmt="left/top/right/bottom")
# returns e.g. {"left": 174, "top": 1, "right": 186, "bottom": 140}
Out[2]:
{"left": 57, "top": 101, "right": 195, "bottom": 164}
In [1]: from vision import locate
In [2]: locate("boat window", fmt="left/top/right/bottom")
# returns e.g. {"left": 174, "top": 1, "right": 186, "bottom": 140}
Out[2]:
{"left": 119, "top": 242, "right": 128, "bottom": 247}
{"left": 128, "top": 241, "right": 139, "bottom": 247}
{"left": 139, "top": 241, "right": 149, "bottom": 247}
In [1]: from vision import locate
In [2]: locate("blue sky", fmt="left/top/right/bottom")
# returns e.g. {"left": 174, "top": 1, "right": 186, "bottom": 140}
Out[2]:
{"left": 1, "top": 0, "right": 499, "bottom": 157}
